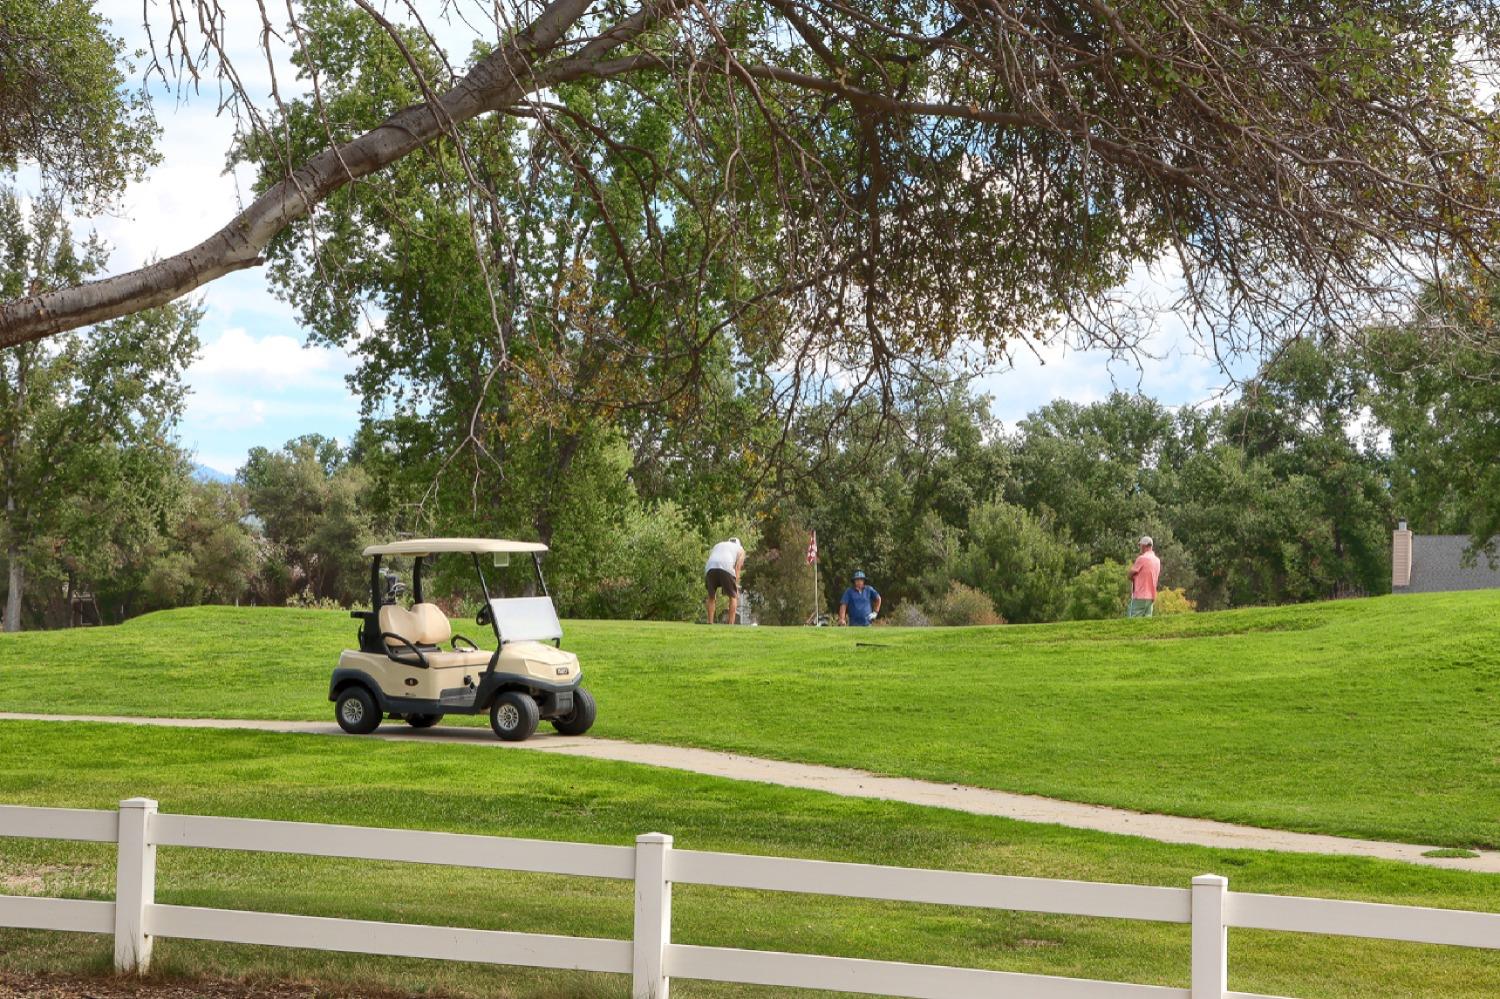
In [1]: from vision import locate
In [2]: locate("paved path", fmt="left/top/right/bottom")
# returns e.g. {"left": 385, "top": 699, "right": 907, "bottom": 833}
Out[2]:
{"left": 4, "top": 711, "right": 1496, "bottom": 873}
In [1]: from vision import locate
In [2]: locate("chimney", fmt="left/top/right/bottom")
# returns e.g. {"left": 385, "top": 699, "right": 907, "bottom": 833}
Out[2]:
{"left": 1392, "top": 521, "right": 1413, "bottom": 589}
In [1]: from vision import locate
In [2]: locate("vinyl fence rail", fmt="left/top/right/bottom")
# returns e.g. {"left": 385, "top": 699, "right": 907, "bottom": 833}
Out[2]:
{"left": 3, "top": 799, "right": 1499, "bottom": 999}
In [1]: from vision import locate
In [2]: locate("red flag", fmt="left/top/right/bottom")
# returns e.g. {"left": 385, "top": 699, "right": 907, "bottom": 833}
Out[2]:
{"left": 806, "top": 531, "right": 818, "bottom": 564}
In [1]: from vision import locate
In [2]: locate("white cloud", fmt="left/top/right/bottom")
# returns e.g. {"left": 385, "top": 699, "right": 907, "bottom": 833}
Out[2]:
{"left": 186, "top": 394, "right": 268, "bottom": 432}
{"left": 186, "top": 327, "right": 354, "bottom": 388}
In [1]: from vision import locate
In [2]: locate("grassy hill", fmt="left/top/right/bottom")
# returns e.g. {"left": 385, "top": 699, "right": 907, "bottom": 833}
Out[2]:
{"left": 1, "top": 593, "right": 1497, "bottom": 847}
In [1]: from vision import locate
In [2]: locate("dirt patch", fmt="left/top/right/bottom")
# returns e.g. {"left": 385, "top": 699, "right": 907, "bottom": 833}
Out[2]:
{"left": 0, "top": 971, "right": 418, "bottom": 999}
{"left": 0, "top": 864, "right": 92, "bottom": 894}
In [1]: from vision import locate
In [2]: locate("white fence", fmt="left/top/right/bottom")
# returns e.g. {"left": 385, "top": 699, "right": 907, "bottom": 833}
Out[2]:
{"left": 3, "top": 799, "right": 1499, "bottom": 999}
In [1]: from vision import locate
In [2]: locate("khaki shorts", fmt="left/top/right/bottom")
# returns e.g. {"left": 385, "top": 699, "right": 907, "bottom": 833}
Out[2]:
{"left": 1127, "top": 598, "right": 1155, "bottom": 618}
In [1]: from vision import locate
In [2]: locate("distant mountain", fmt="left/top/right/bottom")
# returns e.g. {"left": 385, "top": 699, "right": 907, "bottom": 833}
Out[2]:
{"left": 191, "top": 463, "right": 235, "bottom": 484}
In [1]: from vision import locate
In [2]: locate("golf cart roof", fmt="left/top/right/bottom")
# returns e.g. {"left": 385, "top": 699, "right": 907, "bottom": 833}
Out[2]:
{"left": 363, "top": 538, "right": 549, "bottom": 557}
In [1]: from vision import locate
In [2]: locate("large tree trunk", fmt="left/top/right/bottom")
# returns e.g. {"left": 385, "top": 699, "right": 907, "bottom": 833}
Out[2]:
{"left": 4, "top": 539, "right": 22, "bottom": 634}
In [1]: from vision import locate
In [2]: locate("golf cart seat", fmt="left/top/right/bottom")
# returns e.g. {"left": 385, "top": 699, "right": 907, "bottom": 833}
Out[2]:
{"left": 379, "top": 603, "right": 492, "bottom": 669}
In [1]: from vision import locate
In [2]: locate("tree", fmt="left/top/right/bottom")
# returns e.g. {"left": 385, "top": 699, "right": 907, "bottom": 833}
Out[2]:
{"left": 1365, "top": 291, "right": 1500, "bottom": 550}
{"left": 240, "top": 436, "right": 377, "bottom": 606}
{"left": 1008, "top": 394, "right": 1174, "bottom": 564}
{"left": 4, "top": 0, "right": 1498, "bottom": 430}
{"left": 954, "top": 500, "right": 1078, "bottom": 624}
{"left": 585, "top": 500, "right": 706, "bottom": 621}
{"left": 744, "top": 515, "right": 818, "bottom": 626}
{"left": 793, "top": 382, "right": 1006, "bottom": 610}
{"left": 0, "top": 191, "right": 198, "bottom": 630}
{"left": 1218, "top": 339, "right": 1392, "bottom": 599}
{"left": 0, "top": 0, "right": 158, "bottom": 208}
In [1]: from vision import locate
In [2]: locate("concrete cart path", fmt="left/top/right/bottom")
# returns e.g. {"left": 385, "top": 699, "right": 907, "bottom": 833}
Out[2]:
{"left": 3, "top": 711, "right": 1496, "bottom": 874}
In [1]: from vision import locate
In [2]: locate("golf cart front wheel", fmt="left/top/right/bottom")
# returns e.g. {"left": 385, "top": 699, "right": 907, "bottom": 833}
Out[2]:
{"left": 551, "top": 687, "right": 597, "bottom": 736}
{"left": 405, "top": 713, "right": 442, "bottom": 729}
{"left": 490, "top": 691, "right": 540, "bottom": 741}
{"left": 335, "top": 687, "right": 381, "bottom": 735}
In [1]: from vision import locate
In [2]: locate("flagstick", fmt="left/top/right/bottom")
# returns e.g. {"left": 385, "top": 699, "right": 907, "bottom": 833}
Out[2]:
{"left": 813, "top": 555, "right": 819, "bottom": 626}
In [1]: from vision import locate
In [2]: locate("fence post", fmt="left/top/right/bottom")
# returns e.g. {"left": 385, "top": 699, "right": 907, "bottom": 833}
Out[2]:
{"left": 632, "top": 832, "right": 673, "bottom": 999}
{"left": 114, "top": 798, "right": 158, "bottom": 973}
{"left": 1191, "top": 874, "right": 1228, "bottom": 999}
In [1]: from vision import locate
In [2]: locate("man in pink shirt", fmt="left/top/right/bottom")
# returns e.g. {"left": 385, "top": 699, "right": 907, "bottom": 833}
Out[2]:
{"left": 1127, "top": 536, "right": 1161, "bottom": 617}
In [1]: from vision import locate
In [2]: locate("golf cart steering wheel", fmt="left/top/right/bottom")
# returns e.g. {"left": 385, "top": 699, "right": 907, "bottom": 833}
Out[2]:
{"left": 476, "top": 603, "right": 493, "bottom": 627}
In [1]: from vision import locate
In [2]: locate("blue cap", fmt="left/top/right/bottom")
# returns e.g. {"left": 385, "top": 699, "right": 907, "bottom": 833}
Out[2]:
{"left": 852, "top": 570, "right": 866, "bottom": 580}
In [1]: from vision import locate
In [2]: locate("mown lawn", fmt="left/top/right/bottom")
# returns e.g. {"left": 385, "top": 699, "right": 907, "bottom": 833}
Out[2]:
{"left": 1, "top": 592, "right": 1498, "bottom": 846}
{"left": 2, "top": 722, "right": 1500, "bottom": 998}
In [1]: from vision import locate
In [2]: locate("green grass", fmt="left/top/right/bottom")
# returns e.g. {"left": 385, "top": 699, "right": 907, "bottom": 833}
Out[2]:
{"left": 1, "top": 592, "right": 1498, "bottom": 847}
{"left": 2, "top": 722, "right": 1500, "bottom": 998}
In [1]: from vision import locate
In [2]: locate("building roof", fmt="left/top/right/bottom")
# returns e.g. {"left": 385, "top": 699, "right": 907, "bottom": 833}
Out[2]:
{"left": 1395, "top": 534, "right": 1500, "bottom": 593}
{"left": 363, "top": 538, "right": 548, "bottom": 557}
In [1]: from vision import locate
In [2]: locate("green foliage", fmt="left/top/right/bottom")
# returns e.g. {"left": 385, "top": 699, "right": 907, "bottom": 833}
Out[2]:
{"left": 0, "top": 0, "right": 158, "bottom": 207}
{"left": 239, "top": 436, "right": 376, "bottom": 606}
{"left": 1009, "top": 395, "right": 1173, "bottom": 565}
{"left": 0, "top": 190, "right": 199, "bottom": 629}
{"left": 793, "top": 386, "right": 1006, "bottom": 612}
{"left": 926, "top": 581, "right": 1003, "bottom": 626}
{"left": 284, "top": 591, "right": 346, "bottom": 611}
{"left": 1363, "top": 289, "right": 1500, "bottom": 551}
{"left": 955, "top": 501, "right": 1077, "bottom": 624}
{"left": 585, "top": 500, "right": 706, "bottom": 622}
{"left": 744, "top": 516, "right": 818, "bottom": 626}
{"left": 140, "top": 551, "right": 194, "bottom": 610}
{"left": 1065, "top": 560, "right": 1130, "bottom": 621}
{"left": 1154, "top": 587, "right": 1196, "bottom": 615}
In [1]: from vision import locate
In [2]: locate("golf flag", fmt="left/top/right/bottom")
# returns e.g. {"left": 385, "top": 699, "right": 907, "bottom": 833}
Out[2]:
{"left": 806, "top": 531, "right": 818, "bottom": 564}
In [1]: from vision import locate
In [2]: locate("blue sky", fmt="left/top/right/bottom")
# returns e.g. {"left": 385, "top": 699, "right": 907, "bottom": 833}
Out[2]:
{"left": 73, "top": 3, "right": 1246, "bottom": 476}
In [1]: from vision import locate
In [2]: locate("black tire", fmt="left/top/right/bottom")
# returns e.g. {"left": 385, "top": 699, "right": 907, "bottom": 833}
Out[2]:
{"left": 489, "top": 691, "right": 540, "bottom": 741}
{"left": 405, "top": 713, "right": 442, "bottom": 729}
{"left": 335, "top": 686, "right": 381, "bottom": 735}
{"left": 551, "top": 687, "right": 597, "bottom": 736}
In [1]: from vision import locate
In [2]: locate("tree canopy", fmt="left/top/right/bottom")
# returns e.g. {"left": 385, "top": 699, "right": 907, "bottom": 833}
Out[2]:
{"left": 2, "top": 0, "right": 1498, "bottom": 423}
{"left": 0, "top": 0, "right": 158, "bottom": 208}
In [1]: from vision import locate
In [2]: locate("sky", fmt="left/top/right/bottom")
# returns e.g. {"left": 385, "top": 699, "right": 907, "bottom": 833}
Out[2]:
{"left": 57, "top": 3, "right": 1248, "bottom": 476}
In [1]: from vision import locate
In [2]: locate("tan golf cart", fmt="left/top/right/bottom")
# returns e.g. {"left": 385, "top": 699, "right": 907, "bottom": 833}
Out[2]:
{"left": 328, "top": 538, "right": 595, "bottom": 741}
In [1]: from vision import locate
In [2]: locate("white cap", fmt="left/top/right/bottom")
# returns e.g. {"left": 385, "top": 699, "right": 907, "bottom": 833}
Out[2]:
{"left": 1139, "top": 536, "right": 1153, "bottom": 547}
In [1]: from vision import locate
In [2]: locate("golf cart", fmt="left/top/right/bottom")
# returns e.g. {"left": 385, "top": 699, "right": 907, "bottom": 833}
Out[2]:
{"left": 329, "top": 538, "right": 596, "bottom": 741}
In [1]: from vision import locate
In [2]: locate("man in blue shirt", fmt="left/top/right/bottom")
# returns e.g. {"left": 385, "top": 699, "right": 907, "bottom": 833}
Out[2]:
{"left": 838, "top": 570, "right": 881, "bottom": 626}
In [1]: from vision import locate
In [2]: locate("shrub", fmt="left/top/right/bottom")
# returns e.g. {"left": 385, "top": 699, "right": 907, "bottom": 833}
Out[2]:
{"left": 954, "top": 501, "right": 1077, "bottom": 623}
{"left": 1154, "top": 587, "right": 1197, "bottom": 615}
{"left": 586, "top": 501, "right": 707, "bottom": 621}
{"left": 927, "top": 581, "right": 1004, "bottom": 626}
{"left": 284, "top": 590, "right": 346, "bottom": 611}
{"left": 1065, "top": 560, "right": 1129, "bottom": 620}
{"left": 885, "top": 602, "right": 931, "bottom": 627}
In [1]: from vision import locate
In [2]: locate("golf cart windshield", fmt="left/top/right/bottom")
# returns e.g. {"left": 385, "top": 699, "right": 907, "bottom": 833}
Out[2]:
{"left": 488, "top": 596, "right": 563, "bottom": 643}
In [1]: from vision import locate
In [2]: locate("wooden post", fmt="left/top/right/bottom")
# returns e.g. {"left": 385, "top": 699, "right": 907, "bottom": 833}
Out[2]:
{"left": 114, "top": 798, "right": 158, "bottom": 972}
{"left": 632, "top": 832, "right": 673, "bottom": 999}
{"left": 1191, "top": 874, "right": 1228, "bottom": 999}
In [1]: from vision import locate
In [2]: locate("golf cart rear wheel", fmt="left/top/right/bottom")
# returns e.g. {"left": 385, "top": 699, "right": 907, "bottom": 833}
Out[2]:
{"left": 490, "top": 691, "right": 540, "bottom": 741}
{"left": 405, "top": 713, "right": 441, "bottom": 729}
{"left": 551, "top": 687, "right": 596, "bottom": 736}
{"left": 335, "top": 686, "right": 381, "bottom": 735}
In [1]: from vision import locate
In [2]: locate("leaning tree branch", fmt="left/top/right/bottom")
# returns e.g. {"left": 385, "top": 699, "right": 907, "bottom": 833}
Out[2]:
{"left": 0, "top": 0, "right": 637, "bottom": 349}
